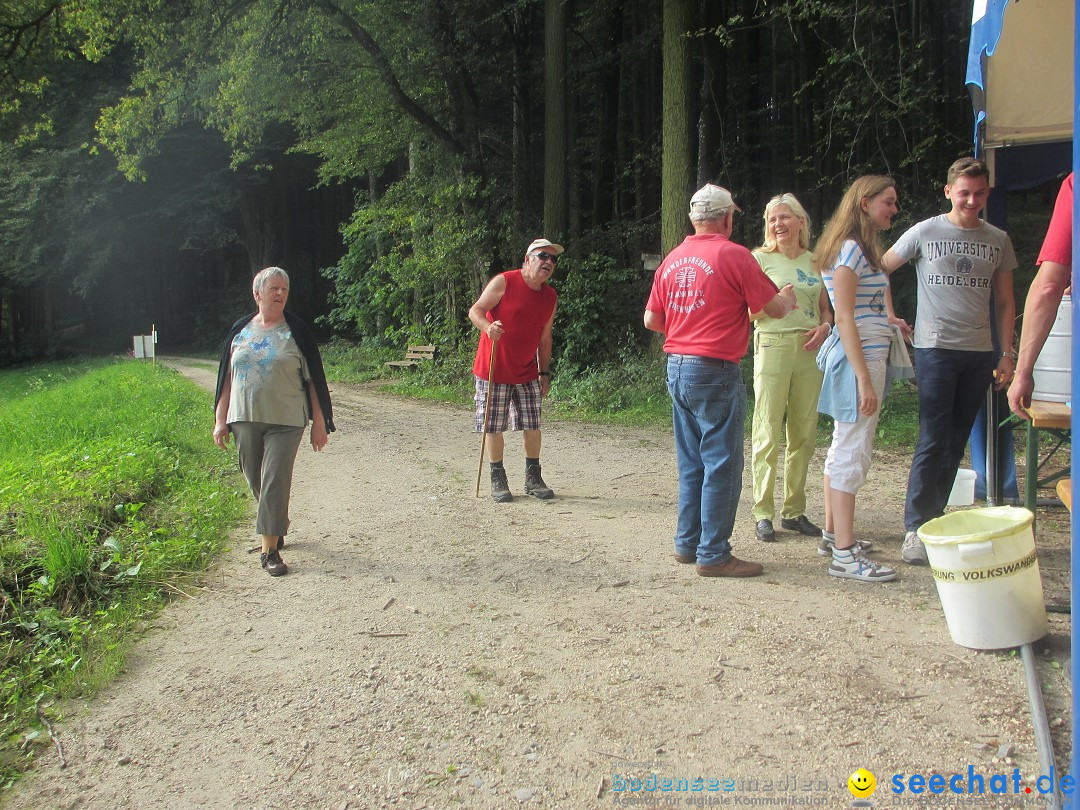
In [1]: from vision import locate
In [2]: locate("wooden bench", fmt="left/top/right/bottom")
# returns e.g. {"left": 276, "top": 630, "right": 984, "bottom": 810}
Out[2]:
{"left": 1057, "top": 479, "right": 1072, "bottom": 513}
{"left": 385, "top": 345, "right": 436, "bottom": 369}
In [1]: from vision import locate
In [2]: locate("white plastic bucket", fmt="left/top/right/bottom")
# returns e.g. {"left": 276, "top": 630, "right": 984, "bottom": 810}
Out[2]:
{"left": 947, "top": 469, "right": 977, "bottom": 506}
{"left": 919, "top": 507, "right": 1047, "bottom": 649}
{"left": 1032, "top": 293, "right": 1071, "bottom": 403}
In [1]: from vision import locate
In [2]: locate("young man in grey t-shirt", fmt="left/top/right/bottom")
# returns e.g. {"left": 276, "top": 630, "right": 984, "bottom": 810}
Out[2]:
{"left": 882, "top": 157, "right": 1017, "bottom": 564}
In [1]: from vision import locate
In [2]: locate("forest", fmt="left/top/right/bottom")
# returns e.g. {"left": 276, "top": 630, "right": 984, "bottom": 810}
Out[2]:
{"left": 0, "top": 1, "right": 1039, "bottom": 370}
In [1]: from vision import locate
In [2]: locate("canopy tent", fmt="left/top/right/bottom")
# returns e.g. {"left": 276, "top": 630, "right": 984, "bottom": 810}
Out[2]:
{"left": 965, "top": 0, "right": 1072, "bottom": 509}
{"left": 966, "top": 0, "right": 1078, "bottom": 795}
{"left": 968, "top": 0, "right": 1073, "bottom": 190}
{"left": 969, "top": 0, "right": 1073, "bottom": 152}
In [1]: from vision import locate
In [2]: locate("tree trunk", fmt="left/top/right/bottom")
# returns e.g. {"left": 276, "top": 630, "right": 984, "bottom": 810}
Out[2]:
{"left": 543, "top": 0, "right": 568, "bottom": 240}
{"left": 696, "top": 0, "right": 723, "bottom": 187}
{"left": 508, "top": 6, "right": 530, "bottom": 239}
{"left": 661, "top": 0, "right": 695, "bottom": 255}
{"left": 409, "top": 141, "right": 425, "bottom": 331}
{"left": 592, "top": 3, "right": 622, "bottom": 227}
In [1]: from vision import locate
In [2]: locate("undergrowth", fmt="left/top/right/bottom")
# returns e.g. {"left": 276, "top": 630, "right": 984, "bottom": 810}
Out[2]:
{"left": 322, "top": 341, "right": 920, "bottom": 441}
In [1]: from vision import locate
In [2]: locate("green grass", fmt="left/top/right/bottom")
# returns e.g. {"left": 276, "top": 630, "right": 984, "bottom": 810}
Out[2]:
{"left": 319, "top": 338, "right": 404, "bottom": 384}
{"left": 0, "top": 359, "right": 246, "bottom": 784}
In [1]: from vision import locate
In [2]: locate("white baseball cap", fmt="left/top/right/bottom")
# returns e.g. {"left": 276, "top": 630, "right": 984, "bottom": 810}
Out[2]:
{"left": 526, "top": 238, "right": 565, "bottom": 256}
{"left": 689, "top": 183, "right": 741, "bottom": 216}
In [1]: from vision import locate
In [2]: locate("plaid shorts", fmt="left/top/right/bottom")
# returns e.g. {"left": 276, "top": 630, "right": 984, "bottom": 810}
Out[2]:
{"left": 474, "top": 376, "right": 543, "bottom": 432}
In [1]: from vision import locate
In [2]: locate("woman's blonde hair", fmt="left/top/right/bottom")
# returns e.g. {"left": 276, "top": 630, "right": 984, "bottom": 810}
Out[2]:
{"left": 813, "top": 175, "right": 895, "bottom": 272}
{"left": 758, "top": 193, "right": 811, "bottom": 253}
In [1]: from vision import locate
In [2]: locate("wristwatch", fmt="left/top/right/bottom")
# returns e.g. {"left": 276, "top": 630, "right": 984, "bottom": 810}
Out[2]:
{"left": 1000, "top": 350, "right": 1018, "bottom": 360}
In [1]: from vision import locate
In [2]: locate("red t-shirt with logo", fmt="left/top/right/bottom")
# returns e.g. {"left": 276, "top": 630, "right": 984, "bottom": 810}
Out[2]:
{"left": 646, "top": 233, "right": 779, "bottom": 362}
{"left": 473, "top": 269, "right": 558, "bottom": 384}
{"left": 1037, "top": 172, "right": 1073, "bottom": 266}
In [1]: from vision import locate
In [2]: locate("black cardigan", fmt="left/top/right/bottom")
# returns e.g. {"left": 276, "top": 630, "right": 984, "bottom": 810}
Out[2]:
{"left": 214, "top": 311, "right": 336, "bottom": 434}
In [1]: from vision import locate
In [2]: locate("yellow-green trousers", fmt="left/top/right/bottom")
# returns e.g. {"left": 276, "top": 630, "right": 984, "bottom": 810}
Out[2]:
{"left": 750, "top": 331, "right": 824, "bottom": 522}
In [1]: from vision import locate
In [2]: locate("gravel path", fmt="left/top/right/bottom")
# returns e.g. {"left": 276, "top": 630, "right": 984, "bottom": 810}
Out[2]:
{"left": 4, "top": 357, "right": 1072, "bottom": 809}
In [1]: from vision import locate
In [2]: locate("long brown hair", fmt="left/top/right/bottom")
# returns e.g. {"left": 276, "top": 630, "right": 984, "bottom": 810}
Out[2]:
{"left": 814, "top": 175, "right": 895, "bottom": 273}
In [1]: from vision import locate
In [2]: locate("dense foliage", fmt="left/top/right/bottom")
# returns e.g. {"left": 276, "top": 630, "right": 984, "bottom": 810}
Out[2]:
{"left": 0, "top": 0, "right": 1047, "bottom": 367}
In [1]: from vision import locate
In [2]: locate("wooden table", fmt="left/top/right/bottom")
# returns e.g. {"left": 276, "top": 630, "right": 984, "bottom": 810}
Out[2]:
{"left": 1058, "top": 478, "right": 1073, "bottom": 512}
{"left": 1024, "top": 399, "right": 1072, "bottom": 527}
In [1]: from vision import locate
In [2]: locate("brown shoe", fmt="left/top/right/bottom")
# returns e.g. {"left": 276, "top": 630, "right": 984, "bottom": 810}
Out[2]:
{"left": 260, "top": 549, "right": 288, "bottom": 577}
{"left": 490, "top": 466, "right": 513, "bottom": 503}
{"left": 696, "top": 556, "right": 764, "bottom": 578}
{"left": 673, "top": 552, "right": 695, "bottom": 564}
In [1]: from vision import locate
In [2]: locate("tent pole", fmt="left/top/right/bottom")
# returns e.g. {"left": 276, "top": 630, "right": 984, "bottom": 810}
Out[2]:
{"left": 1070, "top": 0, "right": 1079, "bottom": 790}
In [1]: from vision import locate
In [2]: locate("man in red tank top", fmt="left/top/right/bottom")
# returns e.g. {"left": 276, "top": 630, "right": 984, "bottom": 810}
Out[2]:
{"left": 468, "top": 238, "right": 561, "bottom": 502}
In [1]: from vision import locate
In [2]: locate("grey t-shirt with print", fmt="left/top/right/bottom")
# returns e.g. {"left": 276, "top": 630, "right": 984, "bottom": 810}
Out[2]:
{"left": 890, "top": 214, "right": 1016, "bottom": 351}
{"left": 226, "top": 320, "right": 310, "bottom": 427}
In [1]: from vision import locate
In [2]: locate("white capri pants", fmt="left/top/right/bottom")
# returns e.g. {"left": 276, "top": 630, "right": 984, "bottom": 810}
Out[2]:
{"left": 823, "top": 345, "right": 889, "bottom": 495}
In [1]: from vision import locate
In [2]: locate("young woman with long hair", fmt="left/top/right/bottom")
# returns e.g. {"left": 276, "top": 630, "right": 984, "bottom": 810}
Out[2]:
{"left": 814, "top": 176, "right": 900, "bottom": 583}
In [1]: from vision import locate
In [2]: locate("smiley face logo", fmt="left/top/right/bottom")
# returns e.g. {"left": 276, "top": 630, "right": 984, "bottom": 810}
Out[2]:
{"left": 848, "top": 768, "right": 876, "bottom": 798}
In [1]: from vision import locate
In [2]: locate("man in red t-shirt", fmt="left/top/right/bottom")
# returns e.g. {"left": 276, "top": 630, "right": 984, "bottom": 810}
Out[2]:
{"left": 645, "top": 184, "right": 796, "bottom": 578}
{"left": 1008, "top": 172, "right": 1073, "bottom": 419}
{"left": 469, "top": 238, "right": 560, "bottom": 502}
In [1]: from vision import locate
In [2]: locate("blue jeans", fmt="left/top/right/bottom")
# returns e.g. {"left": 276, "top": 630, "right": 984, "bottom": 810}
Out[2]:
{"left": 969, "top": 394, "right": 1019, "bottom": 500}
{"left": 904, "top": 348, "right": 995, "bottom": 531}
{"left": 666, "top": 355, "right": 747, "bottom": 566}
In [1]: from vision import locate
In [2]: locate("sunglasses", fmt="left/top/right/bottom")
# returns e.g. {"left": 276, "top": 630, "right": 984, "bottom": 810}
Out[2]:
{"left": 532, "top": 251, "right": 560, "bottom": 264}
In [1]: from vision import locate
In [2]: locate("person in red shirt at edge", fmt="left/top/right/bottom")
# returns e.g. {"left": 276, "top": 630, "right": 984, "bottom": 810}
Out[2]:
{"left": 469, "top": 238, "right": 561, "bottom": 503}
{"left": 1008, "top": 172, "right": 1073, "bottom": 419}
{"left": 645, "top": 184, "right": 797, "bottom": 578}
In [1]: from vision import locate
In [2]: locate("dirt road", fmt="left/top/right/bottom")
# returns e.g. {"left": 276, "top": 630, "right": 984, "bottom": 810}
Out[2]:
{"left": 5, "top": 357, "right": 1072, "bottom": 809}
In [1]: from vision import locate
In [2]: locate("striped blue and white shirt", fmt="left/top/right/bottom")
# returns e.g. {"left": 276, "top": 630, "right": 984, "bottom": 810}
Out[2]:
{"left": 822, "top": 240, "right": 891, "bottom": 349}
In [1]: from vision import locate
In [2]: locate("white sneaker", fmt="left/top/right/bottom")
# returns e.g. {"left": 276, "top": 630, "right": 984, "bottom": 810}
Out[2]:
{"left": 817, "top": 535, "right": 873, "bottom": 557}
{"left": 901, "top": 530, "right": 928, "bottom": 565}
{"left": 829, "top": 549, "right": 897, "bottom": 582}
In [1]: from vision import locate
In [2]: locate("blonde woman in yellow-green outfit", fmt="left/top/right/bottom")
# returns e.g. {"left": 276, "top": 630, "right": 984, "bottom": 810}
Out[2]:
{"left": 749, "top": 194, "right": 832, "bottom": 543}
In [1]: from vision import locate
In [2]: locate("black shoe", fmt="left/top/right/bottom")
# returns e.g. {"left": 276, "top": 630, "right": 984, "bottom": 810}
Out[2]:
{"left": 261, "top": 549, "right": 288, "bottom": 577}
{"left": 491, "top": 467, "right": 513, "bottom": 503}
{"left": 755, "top": 519, "right": 775, "bottom": 542}
{"left": 524, "top": 463, "right": 554, "bottom": 499}
{"left": 780, "top": 515, "right": 821, "bottom": 536}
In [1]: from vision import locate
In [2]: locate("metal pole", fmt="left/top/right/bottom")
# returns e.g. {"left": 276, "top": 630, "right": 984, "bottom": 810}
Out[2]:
{"left": 1069, "top": 0, "right": 1079, "bottom": 787}
{"left": 1022, "top": 643, "right": 1061, "bottom": 810}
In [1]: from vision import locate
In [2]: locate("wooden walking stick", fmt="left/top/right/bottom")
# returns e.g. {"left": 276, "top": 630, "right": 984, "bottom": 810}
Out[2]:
{"left": 475, "top": 338, "right": 498, "bottom": 497}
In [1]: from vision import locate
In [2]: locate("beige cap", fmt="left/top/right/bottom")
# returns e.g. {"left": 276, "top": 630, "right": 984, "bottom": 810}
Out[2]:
{"left": 689, "top": 183, "right": 741, "bottom": 217}
{"left": 526, "top": 238, "right": 565, "bottom": 256}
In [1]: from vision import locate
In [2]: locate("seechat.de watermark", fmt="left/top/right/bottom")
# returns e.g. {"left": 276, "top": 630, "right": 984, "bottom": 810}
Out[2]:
{"left": 890, "top": 766, "right": 1075, "bottom": 800}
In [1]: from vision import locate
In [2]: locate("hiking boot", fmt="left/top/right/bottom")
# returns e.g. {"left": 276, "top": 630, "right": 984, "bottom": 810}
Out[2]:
{"left": 697, "top": 556, "right": 764, "bottom": 578}
{"left": 524, "top": 463, "right": 554, "bottom": 499}
{"left": 781, "top": 515, "right": 821, "bottom": 536}
{"left": 828, "top": 548, "right": 896, "bottom": 582}
{"left": 755, "top": 519, "right": 775, "bottom": 542}
{"left": 817, "top": 535, "right": 873, "bottom": 557}
{"left": 261, "top": 549, "right": 288, "bottom": 577}
{"left": 491, "top": 466, "right": 513, "bottom": 503}
{"left": 901, "top": 530, "right": 928, "bottom": 565}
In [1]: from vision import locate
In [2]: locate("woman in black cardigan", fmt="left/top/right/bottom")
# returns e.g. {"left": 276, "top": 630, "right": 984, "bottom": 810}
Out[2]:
{"left": 213, "top": 267, "right": 335, "bottom": 577}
